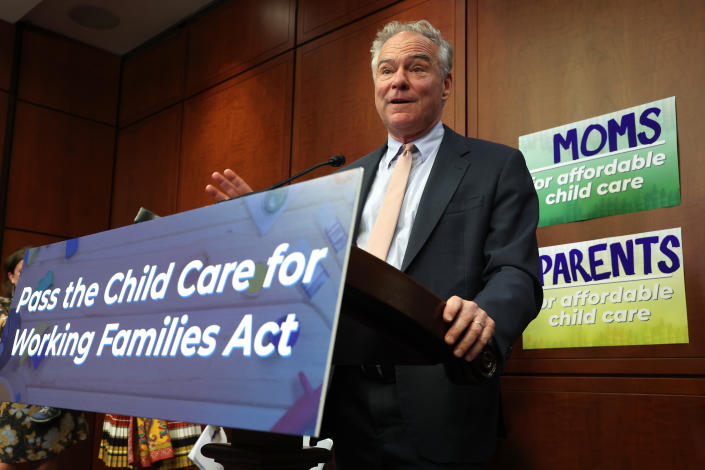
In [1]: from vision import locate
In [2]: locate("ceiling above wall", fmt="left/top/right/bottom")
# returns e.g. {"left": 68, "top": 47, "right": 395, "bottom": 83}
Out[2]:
{"left": 0, "top": 0, "right": 217, "bottom": 55}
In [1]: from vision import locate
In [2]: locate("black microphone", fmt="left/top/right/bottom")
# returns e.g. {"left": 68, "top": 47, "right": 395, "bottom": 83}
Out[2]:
{"left": 328, "top": 154, "right": 346, "bottom": 167}
{"left": 136, "top": 156, "right": 346, "bottom": 218}
{"left": 267, "top": 154, "right": 345, "bottom": 190}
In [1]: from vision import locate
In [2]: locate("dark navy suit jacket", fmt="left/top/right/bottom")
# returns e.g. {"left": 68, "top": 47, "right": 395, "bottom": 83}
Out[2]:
{"left": 342, "top": 125, "right": 542, "bottom": 463}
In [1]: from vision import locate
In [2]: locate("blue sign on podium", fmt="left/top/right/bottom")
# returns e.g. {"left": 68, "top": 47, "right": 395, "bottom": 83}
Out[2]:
{"left": 0, "top": 169, "right": 363, "bottom": 437}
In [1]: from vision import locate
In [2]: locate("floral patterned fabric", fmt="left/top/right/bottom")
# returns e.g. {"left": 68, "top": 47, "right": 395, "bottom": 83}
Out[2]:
{"left": 0, "top": 402, "right": 88, "bottom": 463}
{"left": 0, "top": 297, "right": 89, "bottom": 463}
{"left": 0, "top": 297, "right": 9, "bottom": 331}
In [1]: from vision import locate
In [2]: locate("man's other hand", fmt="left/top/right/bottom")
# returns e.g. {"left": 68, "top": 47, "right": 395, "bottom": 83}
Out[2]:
{"left": 205, "top": 169, "right": 254, "bottom": 201}
{"left": 442, "top": 296, "right": 495, "bottom": 362}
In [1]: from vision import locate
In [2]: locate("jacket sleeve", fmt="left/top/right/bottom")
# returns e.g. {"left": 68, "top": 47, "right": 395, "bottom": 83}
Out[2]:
{"left": 473, "top": 148, "right": 543, "bottom": 366}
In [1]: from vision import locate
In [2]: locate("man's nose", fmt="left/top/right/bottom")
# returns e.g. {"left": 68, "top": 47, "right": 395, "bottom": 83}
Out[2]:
{"left": 390, "top": 69, "right": 409, "bottom": 89}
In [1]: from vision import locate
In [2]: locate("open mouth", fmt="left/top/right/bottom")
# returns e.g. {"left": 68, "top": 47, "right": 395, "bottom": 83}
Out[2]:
{"left": 390, "top": 99, "right": 413, "bottom": 104}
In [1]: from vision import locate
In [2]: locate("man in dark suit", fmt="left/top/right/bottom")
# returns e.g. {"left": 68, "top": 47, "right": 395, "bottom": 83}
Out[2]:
{"left": 207, "top": 19, "right": 541, "bottom": 470}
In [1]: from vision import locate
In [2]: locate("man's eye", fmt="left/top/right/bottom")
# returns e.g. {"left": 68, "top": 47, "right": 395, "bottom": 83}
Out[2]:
{"left": 381, "top": 68, "right": 392, "bottom": 74}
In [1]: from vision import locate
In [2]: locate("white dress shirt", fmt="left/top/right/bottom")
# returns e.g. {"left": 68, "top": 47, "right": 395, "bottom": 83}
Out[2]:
{"left": 356, "top": 120, "right": 445, "bottom": 269}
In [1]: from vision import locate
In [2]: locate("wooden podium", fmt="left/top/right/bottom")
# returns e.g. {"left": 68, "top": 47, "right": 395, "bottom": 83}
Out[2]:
{"left": 201, "top": 246, "right": 496, "bottom": 469}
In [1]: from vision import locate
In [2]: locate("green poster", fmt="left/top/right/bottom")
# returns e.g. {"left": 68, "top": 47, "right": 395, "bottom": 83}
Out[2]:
{"left": 519, "top": 97, "right": 680, "bottom": 227}
{"left": 523, "top": 228, "right": 688, "bottom": 349}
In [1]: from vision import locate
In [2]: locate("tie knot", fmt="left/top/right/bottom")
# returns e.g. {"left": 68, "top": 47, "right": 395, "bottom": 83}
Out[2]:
{"left": 394, "top": 143, "right": 414, "bottom": 167}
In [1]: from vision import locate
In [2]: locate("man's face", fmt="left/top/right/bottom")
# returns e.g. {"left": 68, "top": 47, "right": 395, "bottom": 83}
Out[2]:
{"left": 374, "top": 31, "right": 452, "bottom": 142}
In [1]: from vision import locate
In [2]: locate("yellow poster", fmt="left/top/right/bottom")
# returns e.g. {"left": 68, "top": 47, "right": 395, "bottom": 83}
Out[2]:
{"left": 523, "top": 227, "right": 688, "bottom": 349}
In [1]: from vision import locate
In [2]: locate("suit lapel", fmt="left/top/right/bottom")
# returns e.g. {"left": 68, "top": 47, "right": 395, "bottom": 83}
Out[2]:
{"left": 352, "top": 144, "right": 386, "bottom": 237}
{"left": 350, "top": 143, "right": 387, "bottom": 237}
{"left": 401, "top": 127, "right": 472, "bottom": 271}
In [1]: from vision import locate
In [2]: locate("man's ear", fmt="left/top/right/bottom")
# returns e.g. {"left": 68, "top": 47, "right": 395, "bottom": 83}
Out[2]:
{"left": 441, "top": 72, "right": 453, "bottom": 101}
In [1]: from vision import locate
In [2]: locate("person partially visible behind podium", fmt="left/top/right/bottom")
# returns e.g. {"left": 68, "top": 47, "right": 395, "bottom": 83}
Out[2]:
{"left": 206, "top": 19, "right": 542, "bottom": 469}
{"left": 0, "top": 248, "right": 89, "bottom": 470}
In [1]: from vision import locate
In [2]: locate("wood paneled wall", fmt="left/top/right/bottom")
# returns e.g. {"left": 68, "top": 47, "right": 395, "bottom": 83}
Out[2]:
{"left": 119, "top": 29, "right": 187, "bottom": 128}
{"left": 179, "top": 52, "right": 294, "bottom": 211}
{"left": 0, "top": 21, "right": 119, "bottom": 470}
{"left": 19, "top": 29, "right": 119, "bottom": 125}
{"left": 494, "top": 376, "right": 705, "bottom": 468}
{"left": 1, "top": 26, "right": 119, "bottom": 262}
{"left": 111, "top": 104, "right": 183, "bottom": 227}
{"left": 292, "top": 0, "right": 464, "bottom": 174}
{"left": 296, "top": 0, "right": 399, "bottom": 43}
{"left": 0, "top": 21, "right": 13, "bottom": 92}
{"left": 0, "top": 91, "right": 6, "bottom": 174}
{"left": 7, "top": 102, "right": 114, "bottom": 237}
{"left": 476, "top": 0, "right": 705, "bottom": 468}
{"left": 185, "top": 0, "right": 297, "bottom": 97}
{"left": 476, "top": 0, "right": 705, "bottom": 364}
{"left": 0, "top": 21, "right": 14, "bottom": 261}
{"left": 109, "top": 0, "right": 465, "bottom": 225}
{"left": 0, "top": 0, "right": 703, "bottom": 468}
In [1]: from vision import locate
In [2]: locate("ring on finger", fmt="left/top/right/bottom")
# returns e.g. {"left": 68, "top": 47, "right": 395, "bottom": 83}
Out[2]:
{"left": 473, "top": 320, "right": 485, "bottom": 327}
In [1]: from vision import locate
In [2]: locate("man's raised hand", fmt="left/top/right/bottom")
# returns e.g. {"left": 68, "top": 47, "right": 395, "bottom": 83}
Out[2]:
{"left": 205, "top": 169, "right": 254, "bottom": 201}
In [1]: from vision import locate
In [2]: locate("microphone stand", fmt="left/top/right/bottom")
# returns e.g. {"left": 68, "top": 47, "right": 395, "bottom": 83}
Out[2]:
{"left": 267, "top": 155, "right": 345, "bottom": 190}
{"left": 212, "top": 154, "right": 346, "bottom": 204}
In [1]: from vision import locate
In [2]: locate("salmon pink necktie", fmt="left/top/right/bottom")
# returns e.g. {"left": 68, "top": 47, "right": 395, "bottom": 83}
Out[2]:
{"left": 365, "top": 143, "right": 415, "bottom": 261}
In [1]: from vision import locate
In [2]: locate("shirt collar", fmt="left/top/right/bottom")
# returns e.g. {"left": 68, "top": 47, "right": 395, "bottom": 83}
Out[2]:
{"left": 383, "top": 120, "right": 445, "bottom": 168}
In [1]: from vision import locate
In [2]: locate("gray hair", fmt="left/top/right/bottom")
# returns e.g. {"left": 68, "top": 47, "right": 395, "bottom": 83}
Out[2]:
{"left": 370, "top": 20, "right": 453, "bottom": 80}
